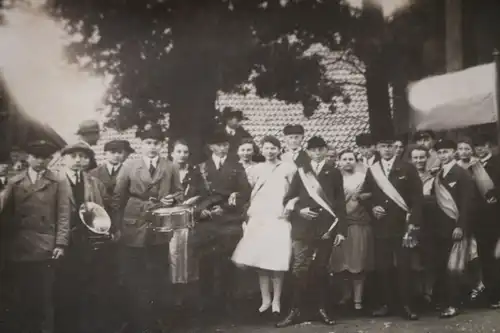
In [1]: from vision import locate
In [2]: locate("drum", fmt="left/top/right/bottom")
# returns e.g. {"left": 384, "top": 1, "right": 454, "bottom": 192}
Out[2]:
{"left": 150, "top": 205, "right": 195, "bottom": 233}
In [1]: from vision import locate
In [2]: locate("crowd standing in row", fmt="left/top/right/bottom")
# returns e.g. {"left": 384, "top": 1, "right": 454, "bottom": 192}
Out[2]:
{"left": 0, "top": 107, "right": 500, "bottom": 333}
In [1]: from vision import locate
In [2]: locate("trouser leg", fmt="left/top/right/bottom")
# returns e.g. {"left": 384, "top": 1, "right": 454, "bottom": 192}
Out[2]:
{"left": 396, "top": 246, "right": 414, "bottom": 307}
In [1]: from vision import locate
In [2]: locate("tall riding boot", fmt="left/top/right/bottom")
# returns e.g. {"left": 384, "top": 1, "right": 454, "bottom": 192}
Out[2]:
{"left": 276, "top": 275, "right": 304, "bottom": 328}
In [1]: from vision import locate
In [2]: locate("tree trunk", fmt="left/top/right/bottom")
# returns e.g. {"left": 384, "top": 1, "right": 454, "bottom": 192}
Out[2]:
{"left": 365, "top": 59, "right": 394, "bottom": 138}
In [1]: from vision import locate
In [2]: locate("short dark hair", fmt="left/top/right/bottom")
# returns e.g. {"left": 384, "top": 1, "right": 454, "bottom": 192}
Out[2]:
{"left": 172, "top": 139, "right": 189, "bottom": 150}
{"left": 238, "top": 137, "right": 255, "bottom": 148}
{"left": 261, "top": 135, "right": 281, "bottom": 149}
{"left": 408, "top": 144, "right": 429, "bottom": 158}
{"left": 338, "top": 149, "right": 358, "bottom": 162}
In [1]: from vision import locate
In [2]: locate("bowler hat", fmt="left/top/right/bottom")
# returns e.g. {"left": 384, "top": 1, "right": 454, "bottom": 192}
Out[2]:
{"left": 25, "top": 140, "right": 58, "bottom": 158}
{"left": 434, "top": 138, "right": 457, "bottom": 151}
{"left": 104, "top": 140, "right": 135, "bottom": 154}
{"left": 208, "top": 131, "right": 230, "bottom": 145}
{"left": 61, "top": 141, "right": 95, "bottom": 158}
{"left": 307, "top": 136, "right": 327, "bottom": 149}
{"left": 374, "top": 131, "right": 396, "bottom": 144}
{"left": 76, "top": 120, "right": 100, "bottom": 135}
{"left": 136, "top": 123, "right": 167, "bottom": 141}
{"left": 283, "top": 124, "right": 305, "bottom": 136}
{"left": 222, "top": 107, "right": 248, "bottom": 121}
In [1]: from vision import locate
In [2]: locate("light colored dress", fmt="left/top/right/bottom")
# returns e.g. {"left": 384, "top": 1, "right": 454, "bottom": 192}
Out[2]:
{"left": 232, "top": 161, "right": 296, "bottom": 271}
{"left": 329, "top": 171, "right": 374, "bottom": 274}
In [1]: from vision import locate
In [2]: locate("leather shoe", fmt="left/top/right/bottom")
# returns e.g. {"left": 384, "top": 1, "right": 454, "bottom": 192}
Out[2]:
{"left": 402, "top": 305, "right": 419, "bottom": 320}
{"left": 318, "top": 308, "right": 336, "bottom": 325}
{"left": 275, "top": 308, "right": 301, "bottom": 328}
{"left": 440, "top": 306, "right": 459, "bottom": 318}
{"left": 372, "top": 305, "right": 390, "bottom": 317}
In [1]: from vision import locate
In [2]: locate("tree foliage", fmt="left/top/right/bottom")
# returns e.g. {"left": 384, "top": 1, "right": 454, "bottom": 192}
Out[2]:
{"left": 48, "top": 0, "right": 355, "bottom": 134}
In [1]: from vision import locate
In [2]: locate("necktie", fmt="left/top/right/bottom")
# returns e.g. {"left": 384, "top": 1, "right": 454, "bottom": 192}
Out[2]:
{"left": 218, "top": 159, "right": 223, "bottom": 170}
{"left": 149, "top": 161, "right": 156, "bottom": 176}
{"left": 74, "top": 171, "right": 80, "bottom": 184}
{"left": 111, "top": 166, "right": 118, "bottom": 177}
{"left": 36, "top": 172, "right": 42, "bottom": 182}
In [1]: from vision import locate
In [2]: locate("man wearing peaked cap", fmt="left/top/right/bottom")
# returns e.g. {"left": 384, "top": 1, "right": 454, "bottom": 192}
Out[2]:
{"left": 282, "top": 125, "right": 309, "bottom": 167}
{"left": 1, "top": 140, "right": 70, "bottom": 333}
{"left": 414, "top": 131, "right": 440, "bottom": 173}
{"left": 361, "top": 130, "right": 423, "bottom": 320}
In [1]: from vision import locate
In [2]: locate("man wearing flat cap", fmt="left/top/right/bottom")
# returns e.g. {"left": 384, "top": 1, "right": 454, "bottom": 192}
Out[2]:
{"left": 279, "top": 136, "right": 347, "bottom": 328}
{"left": 111, "top": 123, "right": 183, "bottom": 332}
{"left": 429, "top": 138, "right": 475, "bottom": 318}
{"left": 361, "top": 132, "right": 423, "bottom": 320}
{"left": 196, "top": 130, "right": 251, "bottom": 312}
{"left": 77, "top": 119, "right": 101, "bottom": 146}
{"left": 0, "top": 140, "right": 70, "bottom": 333}
{"left": 281, "top": 124, "right": 310, "bottom": 167}
{"left": 54, "top": 141, "right": 110, "bottom": 333}
{"left": 469, "top": 134, "right": 500, "bottom": 309}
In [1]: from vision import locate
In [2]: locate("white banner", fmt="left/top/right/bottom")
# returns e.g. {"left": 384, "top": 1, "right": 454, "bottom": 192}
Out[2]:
{"left": 408, "top": 63, "right": 497, "bottom": 131}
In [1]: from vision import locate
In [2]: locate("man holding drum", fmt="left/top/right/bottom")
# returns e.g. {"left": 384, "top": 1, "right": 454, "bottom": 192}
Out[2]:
{"left": 112, "top": 123, "right": 183, "bottom": 332}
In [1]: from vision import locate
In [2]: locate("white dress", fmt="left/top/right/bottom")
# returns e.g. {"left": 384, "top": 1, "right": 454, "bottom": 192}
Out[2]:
{"left": 232, "top": 161, "right": 296, "bottom": 271}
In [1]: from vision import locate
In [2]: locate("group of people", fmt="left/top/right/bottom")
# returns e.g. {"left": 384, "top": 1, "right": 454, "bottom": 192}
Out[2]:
{"left": 0, "top": 105, "right": 500, "bottom": 333}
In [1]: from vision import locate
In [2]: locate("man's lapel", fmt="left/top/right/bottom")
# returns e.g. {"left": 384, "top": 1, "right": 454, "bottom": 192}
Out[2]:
{"left": 388, "top": 158, "right": 403, "bottom": 186}
{"left": 98, "top": 165, "right": 112, "bottom": 183}
{"left": 151, "top": 157, "right": 167, "bottom": 184}
{"left": 18, "top": 170, "right": 55, "bottom": 202}
{"left": 136, "top": 158, "right": 153, "bottom": 183}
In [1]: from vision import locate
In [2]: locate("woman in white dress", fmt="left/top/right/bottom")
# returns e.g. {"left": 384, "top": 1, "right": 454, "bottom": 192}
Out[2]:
{"left": 232, "top": 135, "right": 296, "bottom": 315}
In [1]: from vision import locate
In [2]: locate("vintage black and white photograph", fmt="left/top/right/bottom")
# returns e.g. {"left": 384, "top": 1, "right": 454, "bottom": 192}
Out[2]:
{"left": 1, "top": 0, "right": 500, "bottom": 332}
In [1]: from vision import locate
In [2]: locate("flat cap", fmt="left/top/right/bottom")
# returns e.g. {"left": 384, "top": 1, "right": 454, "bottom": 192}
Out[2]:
{"left": 434, "top": 138, "right": 457, "bottom": 151}
{"left": 283, "top": 124, "right": 305, "bottom": 136}
{"left": 61, "top": 141, "right": 95, "bottom": 158}
{"left": 221, "top": 107, "right": 248, "bottom": 121}
{"left": 104, "top": 140, "right": 135, "bottom": 154}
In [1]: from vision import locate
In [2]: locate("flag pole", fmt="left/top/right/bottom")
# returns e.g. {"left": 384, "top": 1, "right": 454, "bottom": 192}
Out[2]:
{"left": 494, "top": 50, "right": 500, "bottom": 147}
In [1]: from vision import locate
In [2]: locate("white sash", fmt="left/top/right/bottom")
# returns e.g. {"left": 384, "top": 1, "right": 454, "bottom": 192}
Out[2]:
{"left": 369, "top": 162, "right": 409, "bottom": 213}
{"left": 471, "top": 163, "right": 495, "bottom": 199}
{"left": 434, "top": 176, "right": 459, "bottom": 221}
{"left": 297, "top": 168, "right": 338, "bottom": 233}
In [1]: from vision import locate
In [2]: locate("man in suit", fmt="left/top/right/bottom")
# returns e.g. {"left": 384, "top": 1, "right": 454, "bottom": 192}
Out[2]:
{"left": 54, "top": 141, "right": 110, "bottom": 333}
{"left": 431, "top": 138, "right": 475, "bottom": 318}
{"left": 197, "top": 131, "right": 251, "bottom": 312}
{"left": 362, "top": 133, "right": 423, "bottom": 320}
{"left": 281, "top": 124, "right": 310, "bottom": 167}
{"left": 471, "top": 134, "right": 500, "bottom": 308}
{"left": 278, "top": 136, "right": 347, "bottom": 328}
{"left": 0, "top": 140, "right": 69, "bottom": 333}
{"left": 112, "top": 124, "right": 183, "bottom": 332}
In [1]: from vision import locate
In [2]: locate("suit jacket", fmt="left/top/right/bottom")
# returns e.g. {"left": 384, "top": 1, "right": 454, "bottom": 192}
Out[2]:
{"left": 90, "top": 164, "right": 122, "bottom": 204}
{"left": 362, "top": 158, "right": 423, "bottom": 239}
{"left": 112, "top": 157, "right": 183, "bottom": 247}
{"left": 284, "top": 161, "right": 347, "bottom": 241}
{"left": 59, "top": 172, "right": 109, "bottom": 236}
{"left": 0, "top": 170, "right": 70, "bottom": 261}
{"left": 431, "top": 163, "right": 475, "bottom": 238}
{"left": 179, "top": 163, "right": 209, "bottom": 218}
{"left": 197, "top": 156, "right": 251, "bottom": 220}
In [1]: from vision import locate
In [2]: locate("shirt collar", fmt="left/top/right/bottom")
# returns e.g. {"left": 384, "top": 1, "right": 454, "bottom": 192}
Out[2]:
{"left": 442, "top": 159, "right": 456, "bottom": 177}
{"left": 212, "top": 154, "right": 226, "bottom": 164}
{"left": 28, "top": 168, "right": 45, "bottom": 183}
{"left": 311, "top": 159, "right": 326, "bottom": 169}
{"left": 143, "top": 156, "right": 159, "bottom": 167}
{"left": 106, "top": 162, "right": 121, "bottom": 173}
{"left": 380, "top": 156, "right": 396, "bottom": 166}
{"left": 225, "top": 126, "right": 235, "bottom": 135}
